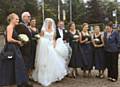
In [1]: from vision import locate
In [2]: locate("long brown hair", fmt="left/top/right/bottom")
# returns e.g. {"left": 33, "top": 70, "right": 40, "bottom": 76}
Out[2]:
{"left": 68, "top": 22, "right": 75, "bottom": 30}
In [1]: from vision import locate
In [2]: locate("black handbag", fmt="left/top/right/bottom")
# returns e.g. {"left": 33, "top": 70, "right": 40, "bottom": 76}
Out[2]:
{"left": 0, "top": 44, "right": 14, "bottom": 60}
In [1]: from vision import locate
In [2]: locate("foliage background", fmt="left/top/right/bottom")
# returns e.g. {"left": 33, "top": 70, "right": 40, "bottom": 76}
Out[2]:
{"left": 0, "top": 0, "right": 119, "bottom": 30}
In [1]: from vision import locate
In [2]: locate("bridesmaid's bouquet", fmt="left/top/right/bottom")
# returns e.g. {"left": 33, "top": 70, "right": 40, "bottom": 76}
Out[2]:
{"left": 34, "top": 34, "right": 40, "bottom": 39}
{"left": 94, "top": 38, "right": 100, "bottom": 42}
{"left": 94, "top": 38, "right": 100, "bottom": 44}
{"left": 18, "top": 34, "right": 29, "bottom": 43}
{"left": 73, "top": 35, "right": 79, "bottom": 39}
{"left": 73, "top": 35, "right": 79, "bottom": 42}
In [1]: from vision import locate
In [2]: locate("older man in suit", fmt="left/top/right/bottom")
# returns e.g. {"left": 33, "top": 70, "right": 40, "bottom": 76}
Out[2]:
{"left": 15, "top": 12, "right": 33, "bottom": 75}
{"left": 15, "top": 12, "right": 33, "bottom": 87}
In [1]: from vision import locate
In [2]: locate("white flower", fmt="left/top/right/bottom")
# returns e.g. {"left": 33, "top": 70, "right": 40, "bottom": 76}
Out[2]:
{"left": 35, "top": 34, "right": 40, "bottom": 39}
{"left": 94, "top": 38, "right": 100, "bottom": 42}
{"left": 74, "top": 35, "right": 79, "bottom": 38}
{"left": 65, "top": 30, "right": 68, "bottom": 33}
{"left": 18, "top": 34, "right": 29, "bottom": 42}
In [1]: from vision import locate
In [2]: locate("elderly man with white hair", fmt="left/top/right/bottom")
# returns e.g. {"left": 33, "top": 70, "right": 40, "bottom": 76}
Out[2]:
{"left": 15, "top": 12, "right": 33, "bottom": 87}
{"left": 21, "top": 12, "right": 31, "bottom": 25}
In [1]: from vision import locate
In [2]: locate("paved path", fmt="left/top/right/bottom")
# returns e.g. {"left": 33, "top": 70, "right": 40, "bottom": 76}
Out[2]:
{"left": 0, "top": 35, "right": 120, "bottom": 87}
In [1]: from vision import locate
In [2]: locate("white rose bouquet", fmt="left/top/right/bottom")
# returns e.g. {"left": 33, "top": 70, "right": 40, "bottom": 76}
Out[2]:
{"left": 18, "top": 34, "right": 29, "bottom": 43}
{"left": 94, "top": 38, "right": 100, "bottom": 44}
{"left": 73, "top": 35, "right": 79, "bottom": 39}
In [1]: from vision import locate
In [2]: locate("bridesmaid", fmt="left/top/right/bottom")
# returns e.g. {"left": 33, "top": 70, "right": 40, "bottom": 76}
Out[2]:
{"left": 29, "top": 17, "right": 39, "bottom": 79}
{"left": 92, "top": 25, "right": 105, "bottom": 78}
{"left": 0, "top": 13, "right": 32, "bottom": 87}
{"left": 29, "top": 17, "right": 39, "bottom": 69}
{"left": 79, "top": 23, "right": 93, "bottom": 77}
{"left": 68, "top": 22, "right": 81, "bottom": 78}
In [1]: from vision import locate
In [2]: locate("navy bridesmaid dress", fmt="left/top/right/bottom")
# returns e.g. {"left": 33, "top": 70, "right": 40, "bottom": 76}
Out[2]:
{"left": 80, "top": 32, "right": 94, "bottom": 70}
{"left": 68, "top": 31, "right": 82, "bottom": 68}
{"left": 0, "top": 30, "right": 28, "bottom": 86}
{"left": 93, "top": 34, "right": 105, "bottom": 70}
{"left": 31, "top": 29, "right": 38, "bottom": 69}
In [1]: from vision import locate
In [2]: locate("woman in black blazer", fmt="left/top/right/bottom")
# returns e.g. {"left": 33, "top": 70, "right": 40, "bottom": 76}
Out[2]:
{"left": 104, "top": 22, "right": 120, "bottom": 82}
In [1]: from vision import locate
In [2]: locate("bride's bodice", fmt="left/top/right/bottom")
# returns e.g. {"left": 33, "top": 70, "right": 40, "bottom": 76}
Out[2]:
{"left": 44, "top": 31, "right": 54, "bottom": 41}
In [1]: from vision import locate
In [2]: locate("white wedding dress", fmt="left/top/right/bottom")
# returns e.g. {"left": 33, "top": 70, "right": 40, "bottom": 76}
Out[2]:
{"left": 32, "top": 31, "right": 69, "bottom": 86}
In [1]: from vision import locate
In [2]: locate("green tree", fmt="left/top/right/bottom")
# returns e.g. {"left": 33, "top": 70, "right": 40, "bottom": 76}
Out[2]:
{"left": 0, "top": 0, "right": 39, "bottom": 25}
{"left": 72, "top": 0, "right": 86, "bottom": 24}
{"left": 44, "top": 0, "right": 58, "bottom": 21}
{"left": 0, "top": 0, "right": 25, "bottom": 24}
{"left": 104, "top": 1, "right": 120, "bottom": 24}
{"left": 24, "top": 0, "right": 38, "bottom": 16}
{"left": 86, "top": 0, "right": 105, "bottom": 24}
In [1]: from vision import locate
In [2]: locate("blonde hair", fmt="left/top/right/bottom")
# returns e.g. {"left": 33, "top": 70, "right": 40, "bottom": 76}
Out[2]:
{"left": 7, "top": 13, "right": 17, "bottom": 23}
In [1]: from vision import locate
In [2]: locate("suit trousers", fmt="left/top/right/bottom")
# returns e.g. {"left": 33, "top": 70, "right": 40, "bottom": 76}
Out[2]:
{"left": 105, "top": 51, "right": 119, "bottom": 80}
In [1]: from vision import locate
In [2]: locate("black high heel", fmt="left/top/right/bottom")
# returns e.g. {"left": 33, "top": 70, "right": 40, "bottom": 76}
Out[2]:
{"left": 25, "top": 83, "right": 33, "bottom": 87}
{"left": 96, "top": 74, "right": 100, "bottom": 78}
{"left": 99, "top": 74, "right": 104, "bottom": 79}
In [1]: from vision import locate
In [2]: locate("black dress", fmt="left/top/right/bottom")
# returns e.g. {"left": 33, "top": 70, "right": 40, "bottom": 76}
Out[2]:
{"left": 0, "top": 30, "right": 28, "bottom": 86}
{"left": 80, "top": 32, "right": 94, "bottom": 70}
{"left": 68, "top": 31, "right": 81, "bottom": 68}
{"left": 93, "top": 34, "right": 105, "bottom": 70}
{"left": 31, "top": 29, "right": 38, "bottom": 69}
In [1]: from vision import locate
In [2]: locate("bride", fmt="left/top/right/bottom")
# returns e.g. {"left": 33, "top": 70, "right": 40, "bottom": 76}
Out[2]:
{"left": 32, "top": 18, "right": 69, "bottom": 86}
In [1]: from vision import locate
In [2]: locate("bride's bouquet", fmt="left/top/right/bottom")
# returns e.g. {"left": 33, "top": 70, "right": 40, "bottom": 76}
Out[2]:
{"left": 18, "top": 34, "right": 29, "bottom": 44}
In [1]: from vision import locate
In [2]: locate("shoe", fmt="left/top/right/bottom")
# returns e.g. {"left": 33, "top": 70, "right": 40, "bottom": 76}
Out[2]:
{"left": 108, "top": 77, "right": 112, "bottom": 81}
{"left": 111, "top": 78, "right": 117, "bottom": 82}
{"left": 27, "top": 82, "right": 33, "bottom": 87}
{"left": 96, "top": 74, "right": 100, "bottom": 78}
{"left": 17, "top": 84, "right": 26, "bottom": 87}
{"left": 99, "top": 74, "right": 104, "bottom": 79}
{"left": 17, "top": 83, "right": 33, "bottom": 87}
{"left": 29, "top": 77, "right": 34, "bottom": 82}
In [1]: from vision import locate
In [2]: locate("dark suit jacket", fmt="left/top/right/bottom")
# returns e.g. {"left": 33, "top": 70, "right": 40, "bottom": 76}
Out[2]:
{"left": 15, "top": 22, "right": 33, "bottom": 69}
{"left": 104, "top": 30, "right": 120, "bottom": 53}
{"left": 56, "top": 28, "right": 68, "bottom": 42}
